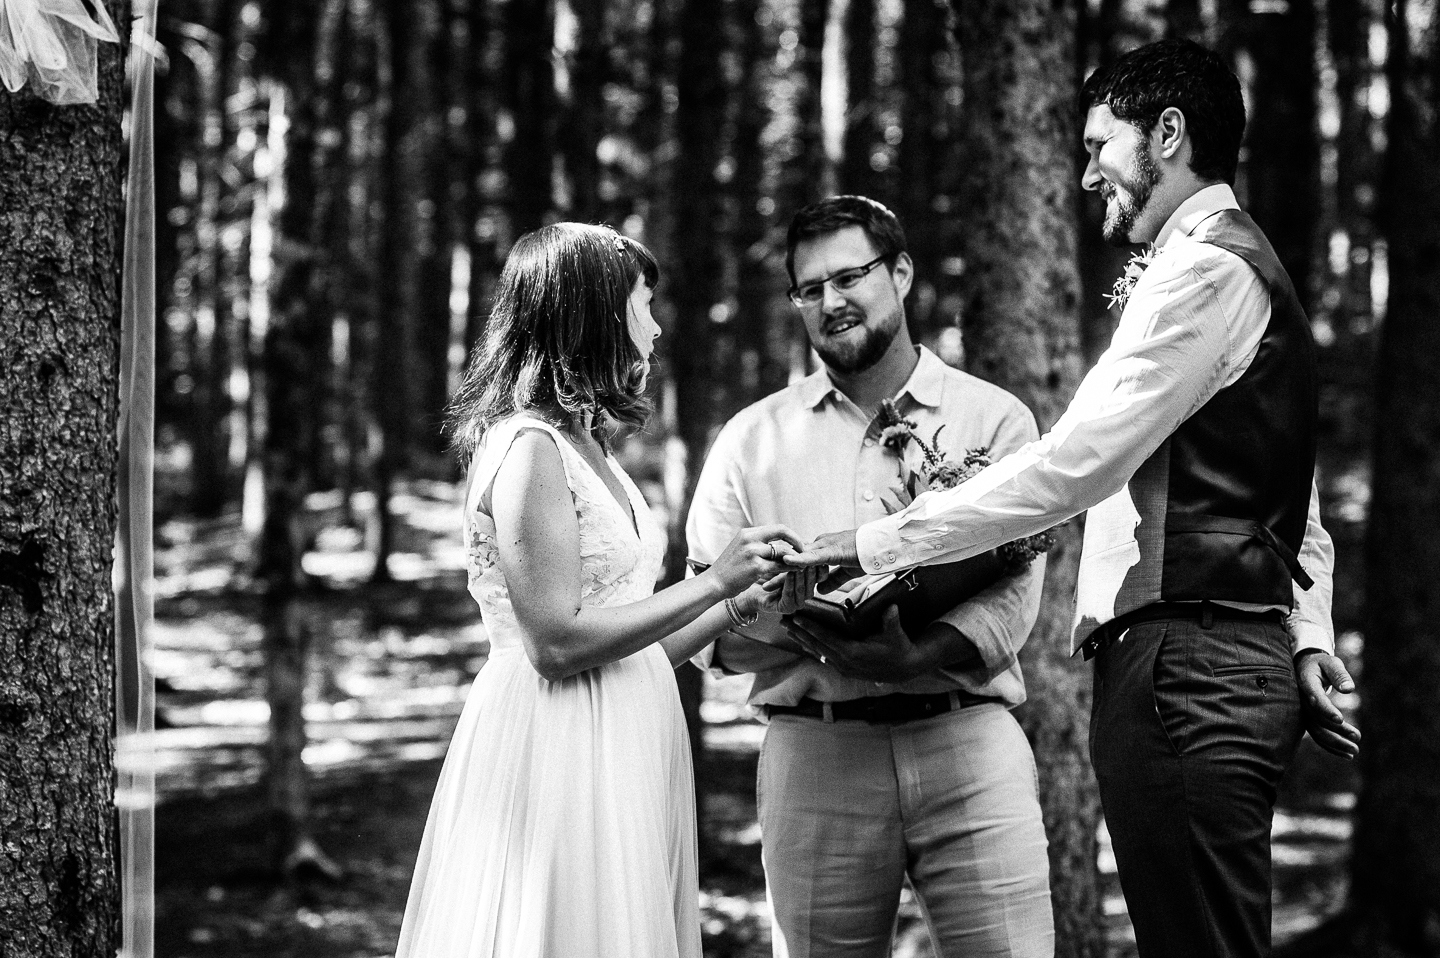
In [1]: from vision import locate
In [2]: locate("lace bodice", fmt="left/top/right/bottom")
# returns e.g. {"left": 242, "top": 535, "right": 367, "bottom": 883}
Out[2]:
{"left": 463, "top": 417, "right": 667, "bottom": 651}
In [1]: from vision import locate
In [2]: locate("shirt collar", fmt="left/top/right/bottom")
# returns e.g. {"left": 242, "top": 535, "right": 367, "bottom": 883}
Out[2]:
{"left": 1155, "top": 183, "right": 1238, "bottom": 251}
{"left": 798, "top": 345, "right": 945, "bottom": 410}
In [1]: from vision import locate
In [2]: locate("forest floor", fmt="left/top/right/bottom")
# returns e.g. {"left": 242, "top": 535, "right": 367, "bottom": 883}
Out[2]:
{"left": 150, "top": 481, "right": 1360, "bottom": 958}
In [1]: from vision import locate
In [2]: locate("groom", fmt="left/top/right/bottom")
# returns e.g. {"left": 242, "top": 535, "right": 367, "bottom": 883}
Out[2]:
{"left": 785, "top": 39, "right": 1360, "bottom": 958}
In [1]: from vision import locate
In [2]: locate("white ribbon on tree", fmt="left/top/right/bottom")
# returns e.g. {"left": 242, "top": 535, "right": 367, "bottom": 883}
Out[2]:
{"left": 0, "top": 0, "right": 120, "bottom": 104}
{"left": 116, "top": 1, "right": 161, "bottom": 957}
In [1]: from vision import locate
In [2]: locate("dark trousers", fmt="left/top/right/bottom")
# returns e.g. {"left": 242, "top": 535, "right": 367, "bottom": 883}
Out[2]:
{"left": 1090, "top": 616, "right": 1303, "bottom": 958}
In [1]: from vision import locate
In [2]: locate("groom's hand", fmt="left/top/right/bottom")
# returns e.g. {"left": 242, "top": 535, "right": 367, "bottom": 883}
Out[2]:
{"left": 1296, "top": 650, "right": 1360, "bottom": 760}
{"left": 783, "top": 530, "right": 861, "bottom": 569}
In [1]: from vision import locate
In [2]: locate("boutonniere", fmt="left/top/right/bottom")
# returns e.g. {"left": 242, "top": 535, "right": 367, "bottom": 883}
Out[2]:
{"left": 1105, "top": 244, "right": 1158, "bottom": 313}
{"left": 875, "top": 400, "right": 1057, "bottom": 572}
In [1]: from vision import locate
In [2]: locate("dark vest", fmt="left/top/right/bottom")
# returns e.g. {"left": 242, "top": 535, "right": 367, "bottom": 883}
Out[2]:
{"left": 1084, "top": 209, "right": 1318, "bottom": 631}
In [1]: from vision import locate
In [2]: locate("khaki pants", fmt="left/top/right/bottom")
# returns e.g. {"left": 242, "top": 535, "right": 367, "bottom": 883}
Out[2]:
{"left": 758, "top": 703, "right": 1054, "bottom": 958}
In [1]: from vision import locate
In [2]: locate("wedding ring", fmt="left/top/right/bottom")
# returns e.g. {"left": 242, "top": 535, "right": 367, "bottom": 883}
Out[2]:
{"left": 767, "top": 542, "right": 779, "bottom": 561}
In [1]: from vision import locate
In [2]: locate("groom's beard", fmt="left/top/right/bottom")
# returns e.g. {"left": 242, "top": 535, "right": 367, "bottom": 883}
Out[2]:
{"left": 1101, "top": 142, "right": 1160, "bottom": 246}
{"left": 813, "top": 305, "right": 902, "bottom": 374}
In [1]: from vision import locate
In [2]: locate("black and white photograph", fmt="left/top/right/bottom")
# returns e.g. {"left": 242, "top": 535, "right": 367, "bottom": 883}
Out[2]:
{"left": 1, "top": 0, "right": 1435, "bottom": 956}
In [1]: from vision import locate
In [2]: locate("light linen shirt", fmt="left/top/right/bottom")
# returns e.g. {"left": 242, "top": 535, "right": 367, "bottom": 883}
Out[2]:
{"left": 855, "top": 185, "right": 1335, "bottom": 658}
{"left": 686, "top": 346, "right": 1045, "bottom": 709}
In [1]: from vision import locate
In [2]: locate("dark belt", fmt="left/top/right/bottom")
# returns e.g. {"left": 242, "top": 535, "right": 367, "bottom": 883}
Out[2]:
{"left": 763, "top": 690, "right": 998, "bottom": 725}
{"left": 1079, "top": 600, "right": 1287, "bottom": 661}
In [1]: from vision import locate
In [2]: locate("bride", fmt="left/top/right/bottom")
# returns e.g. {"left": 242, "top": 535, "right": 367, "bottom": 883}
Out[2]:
{"left": 394, "top": 222, "right": 800, "bottom": 958}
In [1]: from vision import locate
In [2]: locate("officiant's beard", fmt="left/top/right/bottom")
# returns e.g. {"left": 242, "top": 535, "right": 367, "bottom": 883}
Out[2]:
{"left": 1101, "top": 142, "right": 1161, "bottom": 246}
{"left": 813, "top": 307, "right": 902, "bottom": 374}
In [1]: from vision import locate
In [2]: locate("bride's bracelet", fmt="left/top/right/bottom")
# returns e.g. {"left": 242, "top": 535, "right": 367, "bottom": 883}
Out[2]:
{"left": 725, "top": 596, "right": 760, "bottom": 629}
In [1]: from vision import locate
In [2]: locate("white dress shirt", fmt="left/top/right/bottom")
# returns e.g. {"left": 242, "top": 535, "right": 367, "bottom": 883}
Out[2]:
{"left": 855, "top": 185, "right": 1335, "bottom": 657}
{"left": 686, "top": 346, "right": 1046, "bottom": 708}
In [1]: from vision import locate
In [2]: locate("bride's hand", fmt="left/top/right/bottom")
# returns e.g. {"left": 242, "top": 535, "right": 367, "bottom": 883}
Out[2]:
{"left": 708, "top": 525, "right": 804, "bottom": 596}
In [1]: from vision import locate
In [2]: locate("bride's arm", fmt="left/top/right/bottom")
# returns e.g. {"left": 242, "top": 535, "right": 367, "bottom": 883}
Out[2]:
{"left": 493, "top": 429, "right": 794, "bottom": 681}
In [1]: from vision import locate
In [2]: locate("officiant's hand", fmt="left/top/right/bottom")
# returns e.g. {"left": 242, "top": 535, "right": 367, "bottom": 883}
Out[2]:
{"left": 784, "top": 530, "right": 861, "bottom": 569}
{"left": 1296, "top": 650, "right": 1361, "bottom": 760}
{"left": 786, "top": 605, "right": 924, "bottom": 684}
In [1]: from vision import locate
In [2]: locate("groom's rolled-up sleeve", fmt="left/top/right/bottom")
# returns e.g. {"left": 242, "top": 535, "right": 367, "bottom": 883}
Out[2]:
{"left": 856, "top": 256, "right": 1244, "bottom": 577}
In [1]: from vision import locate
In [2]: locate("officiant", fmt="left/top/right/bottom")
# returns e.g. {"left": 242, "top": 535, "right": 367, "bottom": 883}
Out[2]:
{"left": 685, "top": 195, "right": 1055, "bottom": 958}
{"left": 784, "top": 41, "right": 1362, "bottom": 958}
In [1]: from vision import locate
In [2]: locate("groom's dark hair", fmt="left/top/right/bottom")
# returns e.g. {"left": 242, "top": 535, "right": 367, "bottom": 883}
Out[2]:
{"left": 785, "top": 195, "right": 908, "bottom": 285}
{"left": 1079, "top": 38, "right": 1245, "bottom": 185}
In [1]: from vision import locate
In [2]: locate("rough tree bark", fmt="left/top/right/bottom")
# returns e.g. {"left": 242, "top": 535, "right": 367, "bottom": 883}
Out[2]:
{"left": 950, "top": 2, "right": 1104, "bottom": 956}
{"left": 0, "top": 8, "right": 128, "bottom": 952}
{"left": 1350, "top": 0, "right": 1440, "bottom": 951}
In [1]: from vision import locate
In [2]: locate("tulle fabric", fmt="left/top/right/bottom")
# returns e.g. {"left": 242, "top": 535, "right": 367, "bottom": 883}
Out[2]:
{"left": 395, "top": 417, "right": 702, "bottom": 958}
{"left": 116, "top": 4, "right": 161, "bottom": 957}
{"left": 0, "top": 0, "right": 119, "bottom": 104}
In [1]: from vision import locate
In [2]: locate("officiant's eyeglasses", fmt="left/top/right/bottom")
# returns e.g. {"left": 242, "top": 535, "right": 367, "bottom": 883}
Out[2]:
{"left": 788, "top": 255, "right": 889, "bottom": 308}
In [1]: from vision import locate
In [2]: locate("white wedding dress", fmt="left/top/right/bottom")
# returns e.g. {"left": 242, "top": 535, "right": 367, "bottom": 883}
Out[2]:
{"left": 395, "top": 416, "right": 701, "bottom": 958}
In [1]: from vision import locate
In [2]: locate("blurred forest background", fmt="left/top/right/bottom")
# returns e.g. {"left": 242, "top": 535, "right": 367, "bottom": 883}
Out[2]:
{"left": 103, "top": 0, "right": 1437, "bottom": 954}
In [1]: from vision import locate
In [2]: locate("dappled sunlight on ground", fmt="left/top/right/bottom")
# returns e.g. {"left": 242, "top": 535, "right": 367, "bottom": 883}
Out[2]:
{"left": 150, "top": 485, "right": 1358, "bottom": 958}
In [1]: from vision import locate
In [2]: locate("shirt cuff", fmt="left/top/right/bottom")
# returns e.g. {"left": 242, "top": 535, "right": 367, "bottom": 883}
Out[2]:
{"left": 1287, "top": 620, "right": 1334, "bottom": 659}
{"left": 856, "top": 514, "right": 907, "bottom": 575}
{"left": 934, "top": 603, "right": 1015, "bottom": 687}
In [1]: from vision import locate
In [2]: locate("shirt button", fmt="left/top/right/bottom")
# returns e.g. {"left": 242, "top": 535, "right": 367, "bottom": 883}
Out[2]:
{"left": 863, "top": 490, "right": 875, "bottom": 501}
{"left": 886, "top": 553, "right": 897, "bottom": 563}
{"left": 863, "top": 438, "right": 876, "bottom": 447}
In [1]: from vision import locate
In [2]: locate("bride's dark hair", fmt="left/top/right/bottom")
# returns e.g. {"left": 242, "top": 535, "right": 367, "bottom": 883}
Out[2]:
{"left": 448, "top": 223, "right": 660, "bottom": 457}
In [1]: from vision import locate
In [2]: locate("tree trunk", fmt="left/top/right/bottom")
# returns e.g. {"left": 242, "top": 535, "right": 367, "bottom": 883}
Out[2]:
{"left": 190, "top": 0, "right": 237, "bottom": 517}
{"left": 563, "top": 0, "right": 606, "bottom": 223}
{"left": 256, "top": 0, "right": 346, "bottom": 878}
{"left": 461, "top": 0, "right": 501, "bottom": 389}
{"left": 411, "top": 0, "right": 455, "bottom": 464}
{"left": 503, "top": 0, "right": 555, "bottom": 237}
{"left": 840, "top": 0, "right": 880, "bottom": 199}
{"left": 950, "top": 2, "right": 1104, "bottom": 956}
{"left": 1235, "top": 2, "right": 1321, "bottom": 311}
{"left": 372, "top": 0, "right": 424, "bottom": 581}
{"left": 733, "top": 0, "right": 789, "bottom": 399}
{"left": 1350, "top": 0, "right": 1440, "bottom": 951}
{"left": 669, "top": 0, "right": 742, "bottom": 829}
{"left": 775, "top": 0, "right": 831, "bottom": 216}
{"left": 0, "top": 10, "right": 127, "bottom": 950}
{"left": 895, "top": 0, "right": 952, "bottom": 343}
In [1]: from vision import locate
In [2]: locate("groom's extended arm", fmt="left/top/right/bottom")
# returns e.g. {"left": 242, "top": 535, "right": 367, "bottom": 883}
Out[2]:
{"left": 789, "top": 255, "right": 1247, "bottom": 575}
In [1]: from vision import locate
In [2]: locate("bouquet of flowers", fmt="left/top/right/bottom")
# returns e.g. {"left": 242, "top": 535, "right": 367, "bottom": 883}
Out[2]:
{"left": 877, "top": 399, "right": 1056, "bottom": 574}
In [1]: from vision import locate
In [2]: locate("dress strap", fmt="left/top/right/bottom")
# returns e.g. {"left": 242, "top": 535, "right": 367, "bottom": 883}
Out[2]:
{"left": 464, "top": 416, "right": 583, "bottom": 519}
